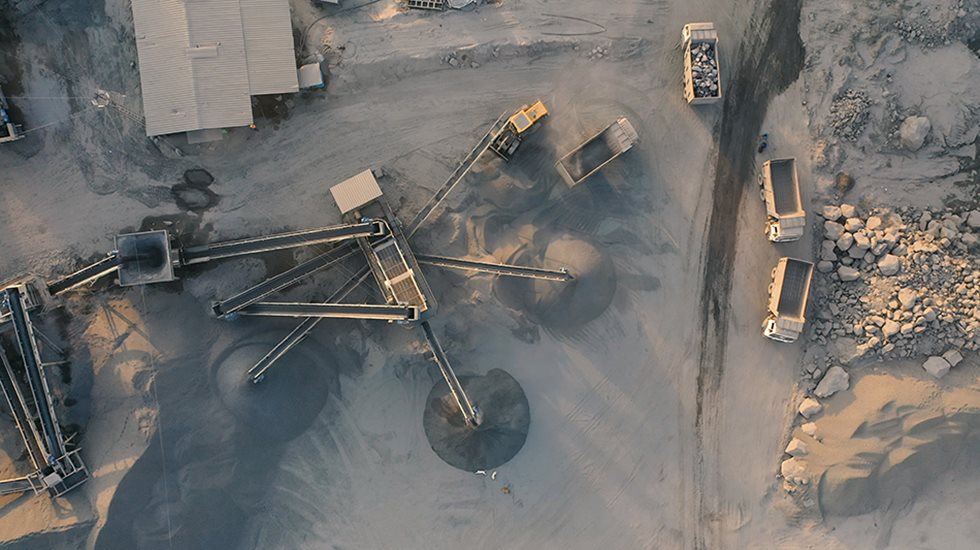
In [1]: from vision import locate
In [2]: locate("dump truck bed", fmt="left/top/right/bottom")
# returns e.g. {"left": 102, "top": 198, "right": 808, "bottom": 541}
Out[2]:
{"left": 765, "top": 159, "right": 802, "bottom": 216}
{"left": 682, "top": 23, "right": 722, "bottom": 104}
{"left": 556, "top": 117, "right": 639, "bottom": 187}
{"left": 774, "top": 258, "right": 813, "bottom": 322}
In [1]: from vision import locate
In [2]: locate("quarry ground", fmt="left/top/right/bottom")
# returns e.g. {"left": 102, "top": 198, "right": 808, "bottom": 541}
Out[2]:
{"left": 0, "top": 0, "right": 977, "bottom": 549}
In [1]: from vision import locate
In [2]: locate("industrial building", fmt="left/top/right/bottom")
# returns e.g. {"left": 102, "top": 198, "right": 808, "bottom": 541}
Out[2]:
{"left": 130, "top": 0, "right": 299, "bottom": 137}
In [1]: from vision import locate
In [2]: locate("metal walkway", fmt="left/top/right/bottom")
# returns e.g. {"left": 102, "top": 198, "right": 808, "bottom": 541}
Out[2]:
{"left": 415, "top": 254, "right": 573, "bottom": 281}
{"left": 239, "top": 302, "right": 419, "bottom": 322}
{"left": 421, "top": 321, "right": 480, "bottom": 427}
{"left": 247, "top": 266, "right": 371, "bottom": 383}
{"left": 406, "top": 113, "right": 509, "bottom": 237}
{"left": 47, "top": 254, "right": 121, "bottom": 296}
{"left": 0, "top": 348, "right": 45, "bottom": 470}
{"left": 182, "top": 221, "right": 385, "bottom": 265}
{"left": 212, "top": 245, "right": 358, "bottom": 318}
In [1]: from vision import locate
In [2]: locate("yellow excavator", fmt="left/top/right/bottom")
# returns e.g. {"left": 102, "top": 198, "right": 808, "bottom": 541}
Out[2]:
{"left": 489, "top": 100, "right": 548, "bottom": 161}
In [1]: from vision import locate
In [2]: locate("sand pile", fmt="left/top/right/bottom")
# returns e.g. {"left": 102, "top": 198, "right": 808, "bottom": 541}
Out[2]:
{"left": 494, "top": 235, "right": 616, "bottom": 330}
{"left": 213, "top": 339, "right": 333, "bottom": 442}
{"left": 423, "top": 368, "right": 529, "bottom": 471}
{"left": 780, "top": 368, "right": 980, "bottom": 517}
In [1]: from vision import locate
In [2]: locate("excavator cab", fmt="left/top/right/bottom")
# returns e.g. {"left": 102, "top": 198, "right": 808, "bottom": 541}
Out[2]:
{"left": 491, "top": 101, "right": 548, "bottom": 161}
{"left": 508, "top": 100, "right": 548, "bottom": 134}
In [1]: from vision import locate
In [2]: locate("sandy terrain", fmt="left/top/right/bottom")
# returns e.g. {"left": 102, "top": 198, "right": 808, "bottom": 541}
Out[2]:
{"left": 0, "top": 0, "right": 976, "bottom": 549}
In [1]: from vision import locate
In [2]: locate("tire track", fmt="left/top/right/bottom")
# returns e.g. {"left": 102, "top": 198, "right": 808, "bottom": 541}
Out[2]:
{"left": 691, "top": 2, "right": 804, "bottom": 549}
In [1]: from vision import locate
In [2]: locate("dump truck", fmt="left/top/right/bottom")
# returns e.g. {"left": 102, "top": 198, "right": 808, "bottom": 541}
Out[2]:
{"left": 759, "top": 158, "right": 805, "bottom": 242}
{"left": 489, "top": 100, "right": 548, "bottom": 161}
{"left": 763, "top": 257, "right": 814, "bottom": 343}
{"left": 555, "top": 117, "right": 639, "bottom": 187}
{"left": 682, "top": 22, "right": 722, "bottom": 105}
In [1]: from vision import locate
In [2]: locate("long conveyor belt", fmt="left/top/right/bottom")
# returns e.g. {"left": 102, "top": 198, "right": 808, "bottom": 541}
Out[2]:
{"left": 415, "top": 254, "right": 573, "bottom": 282}
{"left": 420, "top": 321, "right": 480, "bottom": 427}
{"left": 182, "top": 221, "right": 386, "bottom": 265}
{"left": 238, "top": 302, "right": 419, "bottom": 322}
{"left": 0, "top": 348, "right": 45, "bottom": 470}
{"left": 406, "top": 113, "right": 508, "bottom": 237}
{"left": 3, "top": 286, "right": 66, "bottom": 462}
{"left": 247, "top": 266, "right": 372, "bottom": 383}
{"left": 47, "top": 254, "right": 121, "bottom": 296}
{"left": 212, "top": 245, "right": 357, "bottom": 318}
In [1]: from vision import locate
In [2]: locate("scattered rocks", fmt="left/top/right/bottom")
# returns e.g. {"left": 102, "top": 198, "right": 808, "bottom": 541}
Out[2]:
{"left": 828, "top": 89, "right": 872, "bottom": 141}
{"left": 899, "top": 115, "right": 931, "bottom": 151}
{"left": 814, "top": 366, "right": 849, "bottom": 398}
{"left": 799, "top": 398, "right": 823, "bottom": 419}
{"left": 688, "top": 42, "right": 719, "bottom": 99}
{"left": 922, "top": 356, "right": 951, "bottom": 379}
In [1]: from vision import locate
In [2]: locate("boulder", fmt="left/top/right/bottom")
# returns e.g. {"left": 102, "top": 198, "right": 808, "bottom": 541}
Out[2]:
{"left": 942, "top": 349, "right": 963, "bottom": 367}
{"left": 822, "top": 205, "right": 842, "bottom": 220}
{"left": 898, "top": 288, "right": 918, "bottom": 310}
{"left": 821, "top": 240, "right": 838, "bottom": 261}
{"left": 883, "top": 319, "right": 901, "bottom": 338}
{"left": 825, "top": 221, "right": 846, "bottom": 241}
{"left": 852, "top": 233, "right": 871, "bottom": 251}
{"left": 801, "top": 422, "right": 818, "bottom": 437}
{"left": 878, "top": 254, "right": 901, "bottom": 276}
{"left": 899, "top": 115, "right": 931, "bottom": 151}
{"left": 799, "top": 397, "right": 823, "bottom": 418}
{"left": 839, "top": 204, "right": 857, "bottom": 218}
{"left": 785, "top": 438, "right": 809, "bottom": 457}
{"left": 817, "top": 260, "right": 835, "bottom": 273}
{"left": 836, "top": 232, "right": 855, "bottom": 251}
{"left": 866, "top": 216, "right": 883, "bottom": 230}
{"left": 781, "top": 457, "right": 809, "bottom": 485}
{"left": 838, "top": 266, "right": 861, "bottom": 282}
{"left": 845, "top": 218, "right": 864, "bottom": 232}
{"left": 967, "top": 210, "right": 980, "bottom": 230}
{"left": 814, "top": 366, "right": 849, "bottom": 398}
{"left": 922, "top": 356, "right": 951, "bottom": 378}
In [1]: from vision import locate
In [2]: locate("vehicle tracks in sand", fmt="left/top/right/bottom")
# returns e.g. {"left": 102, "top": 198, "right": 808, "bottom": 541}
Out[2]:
{"left": 691, "top": 1, "right": 804, "bottom": 549}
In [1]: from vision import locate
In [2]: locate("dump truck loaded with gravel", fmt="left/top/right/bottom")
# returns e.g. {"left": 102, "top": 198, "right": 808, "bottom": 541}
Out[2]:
{"left": 682, "top": 22, "right": 722, "bottom": 104}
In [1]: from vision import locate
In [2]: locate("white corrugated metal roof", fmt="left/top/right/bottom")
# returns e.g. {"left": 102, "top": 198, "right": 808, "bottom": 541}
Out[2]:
{"left": 240, "top": 0, "right": 299, "bottom": 95}
{"left": 131, "top": 0, "right": 298, "bottom": 136}
{"left": 331, "top": 170, "right": 384, "bottom": 214}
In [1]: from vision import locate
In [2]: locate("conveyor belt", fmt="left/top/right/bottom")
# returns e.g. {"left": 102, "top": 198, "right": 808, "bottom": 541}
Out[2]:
{"left": 0, "top": 348, "right": 45, "bottom": 470}
{"left": 182, "top": 221, "right": 385, "bottom": 265}
{"left": 239, "top": 302, "right": 419, "bottom": 322}
{"left": 421, "top": 321, "right": 480, "bottom": 427}
{"left": 247, "top": 266, "right": 372, "bottom": 383}
{"left": 212, "top": 245, "right": 357, "bottom": 318}
{"left": 415, "top": 254, "right": 573, "bottom": 282}
{"left": 0, "top": 476, "right": 35, "bottom": 496}
{"left": 3, "top": 286, "right": 65, "bottom": 462}
{"left": 47, "top": 254, "right": 121, "bottom": 295}
{"left": 406, "top": 113, "right": 508, "bottom": 237}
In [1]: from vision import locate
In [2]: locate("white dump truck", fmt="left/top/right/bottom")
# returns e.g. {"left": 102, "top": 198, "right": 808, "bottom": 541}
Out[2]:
{"left": 763, "top": 257, "right": 814, "bottom": 343}
{"left": 759, "top": 158, "right": 805, "bottom": 242}
{"left": 555, "top": 117, "right": 639, "bottom": 187}
{"left": 682, "top": 22, "right": 722, "bottom": 104}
